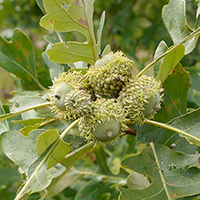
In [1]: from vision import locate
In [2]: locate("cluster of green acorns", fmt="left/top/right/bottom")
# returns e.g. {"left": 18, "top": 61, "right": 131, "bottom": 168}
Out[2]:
{"left": 49, "top": 51, "right": 163, "bottom": 145}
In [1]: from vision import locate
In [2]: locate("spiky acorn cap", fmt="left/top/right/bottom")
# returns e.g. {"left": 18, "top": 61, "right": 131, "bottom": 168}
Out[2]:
{"left": 64, "top": 88, "right": 93, "bottom": 120}
{"left": 49, "top": 71, "right": 84, "bottom": 118}
{"left": 78, "top": 98, "right": 128, "bottom": 145}
{"left": 118, "top": 75, "right": 163, "bottom": 125}
{"left": 85, "top": 51, "right": 135, "bottom": 98}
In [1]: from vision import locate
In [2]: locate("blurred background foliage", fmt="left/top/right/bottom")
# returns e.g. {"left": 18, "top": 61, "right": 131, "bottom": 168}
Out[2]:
{"left": 0, "top": 0, "right": 200, "bottom": 199}
{"left": 0, "top": 0, "right": 199, "bottom": 102}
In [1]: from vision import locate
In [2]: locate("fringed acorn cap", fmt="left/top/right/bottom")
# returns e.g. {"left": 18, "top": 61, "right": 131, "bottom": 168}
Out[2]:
{"left": 78, "top": 98, "right": 128, "bottom": 145}
{"left": 118, "top": 75, "right": 163, "bottom": 125}
{"left": 64, "top": 89, "right": 93, "bottom": 120}
{"left": 85, "top": 51, "right": 135, "bottom": 98}
{"left": 49, "top": 71, "right": 84, "bottom": 118}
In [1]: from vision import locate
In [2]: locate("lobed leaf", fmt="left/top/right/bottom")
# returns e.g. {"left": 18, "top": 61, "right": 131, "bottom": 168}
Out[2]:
{"left": 0, "top": 95, "right": 51, "bottom": 123}
{"left": 119, "top": 143, "right": 200, "bottom": 200}
{"left": 162, "top": 0, "right": 195, "bottom": 54}
{"left": 40, "top": 142, "right": 94, "bottom": 199}
{"left": 1, "top": 129, "right": 44, "bottom": 172}
{"left": 0, "top": 29, "right": 44, "bottom": 90}
{"left": 40, "top": 0, "right": 103, "bottom": 64}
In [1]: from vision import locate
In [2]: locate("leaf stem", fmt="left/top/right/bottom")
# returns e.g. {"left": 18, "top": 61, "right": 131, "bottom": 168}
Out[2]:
{"left": 0, "top": 102, "right": 51, "bottom": 123}
{"left": 144, "top": 119, "right": 184, "bottom": 134}
{"left": 56, "top": 32, "right": 64, "bottom": 43}
{"left": 60, "top": 118, "right": 81, "bottom": 139}
{"left": 136, "top": 26, "right": 200, "bottom": 77}
{"left": 72, "top": 168, "right": 127, "bottom": 183}
{"left": 39, "top": 141, "right": 95, "bottom": 200}
{"left": 144, "top": 119, "right": 200, "bottom": 145}
{"left": 15, "top": 118, "right": 82, "bottom": 200}
{"left": 150, "top": 142, "right": 171, "bottom": 199}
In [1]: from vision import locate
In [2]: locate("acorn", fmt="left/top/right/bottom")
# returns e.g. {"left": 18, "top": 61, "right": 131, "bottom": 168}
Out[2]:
{"left": 49, "top": 71, "right": 84, "bottom": 117}
{"left": 64, "top": 88, "right": 93, "bottom": 120}
{"left": 118, "top": 75, "right": 163, "bottom": 125}
{"left": 78, "top": 98, "right": 128, "bottom": 144}
{"left": 85, "top": 51, "right": 135, "bottom": 98}
{"left": 143, "top": 92, "right": 161, "bottom": 116}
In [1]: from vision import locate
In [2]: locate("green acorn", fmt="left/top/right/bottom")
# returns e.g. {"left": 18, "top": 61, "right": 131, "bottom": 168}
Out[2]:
{"left": 49, "top": 71, "right": 84, "bottom": 117}
{"left": 78, "top": 98, "right": 128, "bottom": 144}
{"left": 85, "top": 51, "right": 135, "bottom": 98}
{"left": 64, "top": 88, "right": 93, "bottom": 120}
{"left": 118, "top": 75, "right": 163, "bottom": 125}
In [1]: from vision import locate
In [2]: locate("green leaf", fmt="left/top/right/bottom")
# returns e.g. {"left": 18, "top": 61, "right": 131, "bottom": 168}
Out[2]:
{"left": 162, "top": 0, "right": 195, "bottom": 54}
{"left": 0, "top": 101, "right": 50, "bottom": 123}
{"left": 92, "top": 145, "right": 112, "bottom": 176}
{"left": 153, "top": 40, "right": 168, "bottom": 78}
{"left": 20, "top": 156, "right": 52, "bottom": 199}
{"left": 75, "top": 178, "right": 118, "bottom": 200}
{"left": 12, "top": 118, "right": 44, "bottom": 137}
{"left": 185, "top": 63, "right": 200, "bottom": 106}
{"left": 11, "top": 119, "right": 82, "bottom": 199}
{"left": 137, "top": 27, "right": 200, "bottom": 77}
{"left": 63, "top": 134, "right": 86, "bottom": 151}
{"left": 0, "top": 95, "right": 51, "bottom": 123}
{"left": 119, "top": 143, "right": 200, "bottom": 200}
{"left": 167, "top": 108, "right": 200, "bottom": 146}
{"left": 157, "top": 64, "right": 189, "bottom": 122}
{"left": 40, "top": 0, "right": 103, "bottom": 64}
{"left": 47, "top": 139, "right": 71, "bottom": 169}
{"left": 102, "top": 44, "right": 111, "bottom": 56}
{"left": 42, "top": 168, "right": 82, "bottom": 198}
{"left": 127, "top": 172, "right": 151, "bottom": 190}
{"left": 156, "top": 44, "right": 185, "bottom": 83}
{"left": 40, "top": 142, "right": 94, "bottom": 199}
{"left": 1, "top": 129, "right": 44, "bottom": 172}
{"left": 36, "top": 129, "right": 60, "bottom": 157}
{"left": 35, "top": 0, "right": 45, "bottom": 14}
{"left": 0, "top": 29, "right": 44, "bottom": 90}
{"left": 10, "top": 96, "right": 47, "bottom": 113}
{"left": 42, "top": 50, "right": 65, "bottom": 80}
{"left": 0, "top": 101, "right": 9, "bottom": 135}
{"left": 135, "top": 65, "right": 189, "bottom": 145}
{"left": 97, "top": 11, "right": 105, "bottom": 47}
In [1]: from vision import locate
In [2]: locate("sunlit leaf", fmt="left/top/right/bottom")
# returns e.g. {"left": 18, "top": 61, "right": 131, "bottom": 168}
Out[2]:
{"left": 1, "top": 129, "right": 44, "bottom": 172}
{"left": 12, "top": 118, "right": 43, "bottom": 137}
{"left": 40, "top": 142, "right": 94, "bottom": 199}
{"left": 162, "top": 0, "right": 196, "bottom": 54}
{"left": 47, "top": 139, "right": 71, "bottom": 169}
{"left": 36, "top": 129, "right": 60, "bottom": 157}
{"left": 40, "top": 0, "right": 103, "bottom": 64}
{"left": 156, "top": 45, "right": 185, "bottom": 83}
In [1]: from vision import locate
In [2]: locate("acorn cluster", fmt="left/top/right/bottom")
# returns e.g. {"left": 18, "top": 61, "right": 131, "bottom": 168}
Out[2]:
{"left": 49, "top": 51, "right": 163, "bottom": 144}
